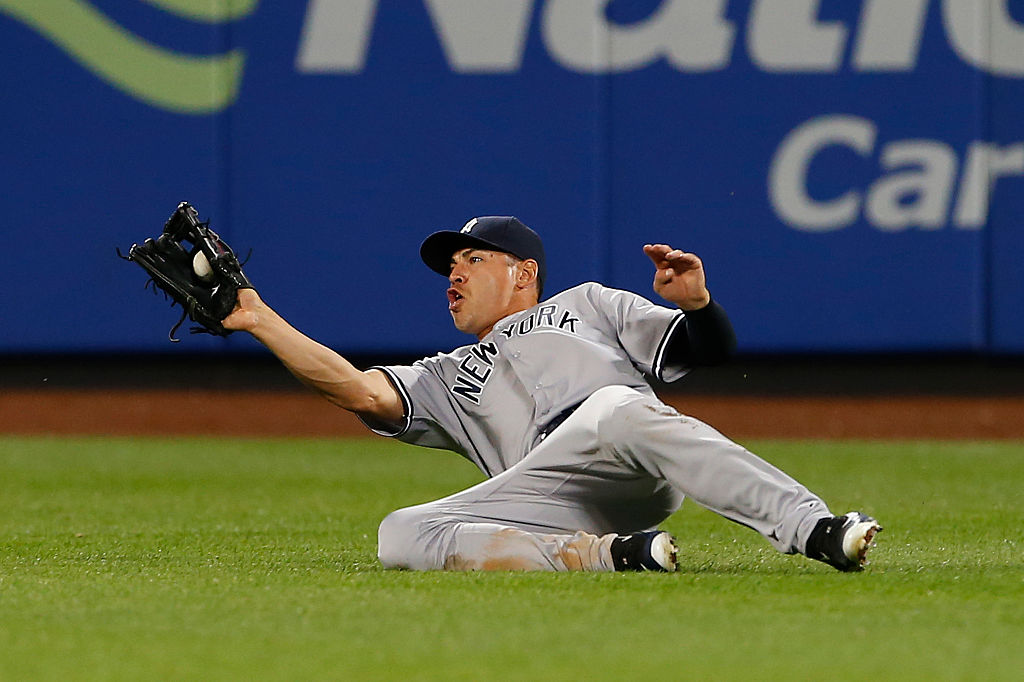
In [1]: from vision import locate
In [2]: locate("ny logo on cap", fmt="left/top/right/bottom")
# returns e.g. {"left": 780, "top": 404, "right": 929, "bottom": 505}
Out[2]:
{"left": 460, "top": 218, "right": 478, "bottom": 234}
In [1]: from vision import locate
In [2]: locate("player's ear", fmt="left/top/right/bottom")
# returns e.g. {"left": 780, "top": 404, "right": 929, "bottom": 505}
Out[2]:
{"left": 516, "top": 259, "right": 539, "bottom": 291}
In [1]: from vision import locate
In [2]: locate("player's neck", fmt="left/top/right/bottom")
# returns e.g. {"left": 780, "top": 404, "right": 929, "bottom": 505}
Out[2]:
{"left": 476, "top": 294, "right": 538, "bottom": 340}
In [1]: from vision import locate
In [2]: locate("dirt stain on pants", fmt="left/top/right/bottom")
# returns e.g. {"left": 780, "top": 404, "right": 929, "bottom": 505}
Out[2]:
{"left": 442, "top": 528, "right": 614, "bottom": 571}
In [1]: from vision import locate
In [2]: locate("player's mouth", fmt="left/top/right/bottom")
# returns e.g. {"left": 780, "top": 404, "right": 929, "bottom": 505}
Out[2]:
{"left": 447, "top": 287, "right": 465, "bottom": 311}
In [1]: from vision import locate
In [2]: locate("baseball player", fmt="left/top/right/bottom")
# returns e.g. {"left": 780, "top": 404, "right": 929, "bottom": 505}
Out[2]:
{"left": 222, "top": 216, "right": 881, "bottom": 572}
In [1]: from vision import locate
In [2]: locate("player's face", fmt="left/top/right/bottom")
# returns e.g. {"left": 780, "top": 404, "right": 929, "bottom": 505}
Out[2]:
{"left": 447, "top": 248, "right": 521, "bottom": 338}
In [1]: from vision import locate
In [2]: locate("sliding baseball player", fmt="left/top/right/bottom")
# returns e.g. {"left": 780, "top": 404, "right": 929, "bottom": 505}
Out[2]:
{"left": 222, "top": 216, "right": 881, "bottom": 572}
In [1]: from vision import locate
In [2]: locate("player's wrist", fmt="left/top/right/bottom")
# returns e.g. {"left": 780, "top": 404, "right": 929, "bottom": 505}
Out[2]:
{"left": 677, "top": 291, "right": 712, "bottom": 311}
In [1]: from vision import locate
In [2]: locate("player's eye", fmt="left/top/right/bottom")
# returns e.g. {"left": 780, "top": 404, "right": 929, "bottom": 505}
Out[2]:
{"left": 469, "top": 256, "right": 482, "bottom": 264}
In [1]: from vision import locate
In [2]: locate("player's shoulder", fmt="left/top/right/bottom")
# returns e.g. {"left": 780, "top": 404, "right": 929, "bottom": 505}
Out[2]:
{"left": 398, "top": 341, "right": 478, "bottom": 375}
{"left": 419, "top": 342, "right": 479, "bottom": 365}
{"left": 539, "top": 282, "right": 601, "bottom": 312}
{"left": 546, "top": 281, "right": 612, "bottom": 302}
{"left": 547, "top": 281, "right": 644, "bottom": 305}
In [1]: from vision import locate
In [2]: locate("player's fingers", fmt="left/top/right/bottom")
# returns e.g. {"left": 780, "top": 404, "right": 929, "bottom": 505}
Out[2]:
{"left": 222, "top": 288, "right": 263, "bottom": 331}
{"left": 644, "top": 243, "right": 673, "bottom": 268}
{"left": 665, "top": 249, "right": 696, "bottom": 261}
{"left": 660, "top": 247, "right": 697, "bottom": 265}
{"left": 644, "top": 243, "right": 668, "bottom": 260}
{"left": 668, "top": 252, "right": 702, "bottom": 270}
{"left": 221, "top": 310, "right": 249, "bottom": 331}
{"left": 237, "top": 288, "right": 261, "bottom": 307}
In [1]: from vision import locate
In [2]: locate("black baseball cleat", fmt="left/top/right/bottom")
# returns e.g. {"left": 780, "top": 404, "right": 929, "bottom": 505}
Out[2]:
{"left": 611, "top": 531, "right": 678, "bottom": 572}
{"left": 805, "top": 512, "right": 883, "bottom": 572}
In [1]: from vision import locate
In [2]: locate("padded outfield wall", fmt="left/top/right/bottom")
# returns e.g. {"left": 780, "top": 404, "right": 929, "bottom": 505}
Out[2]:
{"left": 2, "top": 1, "right": 1023, "bottom": 355}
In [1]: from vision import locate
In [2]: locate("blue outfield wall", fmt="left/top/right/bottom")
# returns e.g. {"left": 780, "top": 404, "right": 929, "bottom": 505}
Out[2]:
{"left": 1, "top": 1, "right": 1022, "bottom": 355}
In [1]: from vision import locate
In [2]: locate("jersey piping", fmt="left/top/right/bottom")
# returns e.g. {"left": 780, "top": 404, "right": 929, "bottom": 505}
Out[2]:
{"left": 358, "top": 366, "right": 413, "bottom": 438}
{"left": 652, "top": 312, "right": 686, "bottom": 383}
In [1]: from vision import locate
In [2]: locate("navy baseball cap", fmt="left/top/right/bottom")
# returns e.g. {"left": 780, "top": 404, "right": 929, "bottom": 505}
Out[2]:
{"left": 420, "top": 216, "right": 546, "bottom": 291}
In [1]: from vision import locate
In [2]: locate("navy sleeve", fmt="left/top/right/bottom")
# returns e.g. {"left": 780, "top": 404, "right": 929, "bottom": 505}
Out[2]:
{"left": 663, "top": 298, "right": 737, "bottom": 367}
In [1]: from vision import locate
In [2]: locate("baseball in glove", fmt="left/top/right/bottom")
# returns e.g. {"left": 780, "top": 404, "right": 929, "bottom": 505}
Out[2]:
{"left": 119, "top": 201, "right": 252, "bottom": 341}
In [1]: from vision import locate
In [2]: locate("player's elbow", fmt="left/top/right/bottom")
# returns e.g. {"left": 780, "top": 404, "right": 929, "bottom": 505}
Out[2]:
{"left": 323, "top": 388, "right": 389, "bottom": 419}
{"left": 325, "top": 370, "right": 404, "bottom": 423}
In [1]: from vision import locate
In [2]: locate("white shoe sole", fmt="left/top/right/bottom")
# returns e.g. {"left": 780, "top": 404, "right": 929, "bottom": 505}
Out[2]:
{"left": 841, "top": 515, "right": 882, "bottom": 568}
{"left": 650, "top": 532, "right": 679, "bottom": 572}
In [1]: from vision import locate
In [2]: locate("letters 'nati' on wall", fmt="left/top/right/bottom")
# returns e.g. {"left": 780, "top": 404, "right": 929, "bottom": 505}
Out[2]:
{"left": 299, "top": 0, "right": 1024, "bottom": 76}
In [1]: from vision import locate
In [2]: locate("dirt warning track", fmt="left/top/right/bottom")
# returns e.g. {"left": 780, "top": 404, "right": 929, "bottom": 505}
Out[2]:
{"left": 3, "top": 390, "right": 1023, "bottom": 440}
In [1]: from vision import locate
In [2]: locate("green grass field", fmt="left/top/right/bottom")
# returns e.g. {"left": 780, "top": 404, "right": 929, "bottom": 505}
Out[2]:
{"left": 1, "top": 435, "right": 1021, "bottom": 680}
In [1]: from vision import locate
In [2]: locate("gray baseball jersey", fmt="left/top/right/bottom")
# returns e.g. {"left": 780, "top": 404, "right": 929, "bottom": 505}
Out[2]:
{"left": 362, "top": 282, "right": 688, "bottom": 476}
{"left": 366, "top": 281, "right": 834, "bottom": 571}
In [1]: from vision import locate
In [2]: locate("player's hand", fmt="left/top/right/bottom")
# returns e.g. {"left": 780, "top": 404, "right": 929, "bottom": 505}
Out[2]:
{"left": 222, "top": 287, "right": 265, "bottom": 332}
{"left": 643, "top": 244, "right": 711, "bottom": 311}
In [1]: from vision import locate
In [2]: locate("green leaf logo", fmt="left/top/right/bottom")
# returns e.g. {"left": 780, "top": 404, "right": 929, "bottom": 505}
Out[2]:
{"left": 0, "top": 0, "right": 258, "bottom": 114}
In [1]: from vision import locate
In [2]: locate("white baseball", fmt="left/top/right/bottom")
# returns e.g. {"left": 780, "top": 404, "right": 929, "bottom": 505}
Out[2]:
{"left": 192, "top": 251, "right": 214, "bottom": 281}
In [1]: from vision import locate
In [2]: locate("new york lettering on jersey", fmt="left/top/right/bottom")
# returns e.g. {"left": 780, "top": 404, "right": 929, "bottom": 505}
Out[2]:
{"left": 443, "top": 282, "right": 683, "bottom": 423}
{"left": 450, "top": 341, "right": 499, "bottom": 404}
{"left": 449, "top": 302, "right": 582, "bottom": 404}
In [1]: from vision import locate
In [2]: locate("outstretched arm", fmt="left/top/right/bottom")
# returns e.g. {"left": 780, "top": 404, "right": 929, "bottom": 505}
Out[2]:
{"left": 223, "top": 289, "right": 404, "bottom": 423}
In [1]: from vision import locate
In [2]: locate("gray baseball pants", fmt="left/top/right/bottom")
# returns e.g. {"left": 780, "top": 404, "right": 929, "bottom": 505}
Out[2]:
{"left": 377, "top": 385, "right": 832, "bottom": 571}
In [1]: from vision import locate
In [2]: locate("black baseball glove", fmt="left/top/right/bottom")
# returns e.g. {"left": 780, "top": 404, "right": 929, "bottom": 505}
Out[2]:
{"left": 120, "top": 201, "right": 252, "bottom": 341}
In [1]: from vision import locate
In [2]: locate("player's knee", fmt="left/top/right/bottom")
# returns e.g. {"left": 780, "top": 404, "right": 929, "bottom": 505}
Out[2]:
{"left": 592, "top": 387, "right": 656, "bottom": 446}
{"left": 377, "top": 509, "right": 411, "bottom": 569}
{"left": 377, "top": 507, "right": 428, "bottom": 569}
{"left": 598, "top": 387, "right": 675, "bottom": 446}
